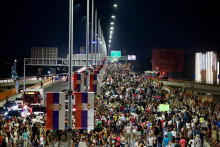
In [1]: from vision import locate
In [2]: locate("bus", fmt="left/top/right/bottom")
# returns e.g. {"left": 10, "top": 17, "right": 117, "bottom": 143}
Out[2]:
{"left": 22, "top": 91, "right": 43, "bottom": 106}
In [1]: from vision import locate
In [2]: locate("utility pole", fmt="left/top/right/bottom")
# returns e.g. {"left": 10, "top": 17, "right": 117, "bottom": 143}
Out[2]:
{"left": 86, "top": 0, "right": 89, "bottom": 91}
{"left": 67, "top": 0, "right": 73, "bottom": 146}
{"left": 23, "top": 58, "right": 25, "bottom": 92}
{"left": 95, "top": 9, "right": 97, "bottom": 68}
{"left": 91, "top": 0, "right": 94, "bottom": 67}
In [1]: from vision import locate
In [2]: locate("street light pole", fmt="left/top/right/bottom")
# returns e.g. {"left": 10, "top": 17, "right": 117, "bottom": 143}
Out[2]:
{"left": 98, "top": 19, "right": 101, "bottom": 64}
{"left": 100, "top": 30, "right": 102, "bottom": 61}
{"left": 95, "top": 9, "right": 97, "bottom": 68}
{"left": 23, "top": 58, "right": 25, "bottom": 92}
{"left": 86, "top": 0, "right": 89, "bottom": 91}
{"left": 67, "top": 0, "right": 73, "bottom": 146}
{"left": 91, "top": 0, "right": 94, "bottom": 67}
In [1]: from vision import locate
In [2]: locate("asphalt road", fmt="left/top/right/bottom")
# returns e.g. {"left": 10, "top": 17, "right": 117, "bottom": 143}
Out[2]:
{"left": 43, "top": 80, "right": 68, "bottom": 107}
{"left": 44, "top": 80, "right": 68, "bottom": 92}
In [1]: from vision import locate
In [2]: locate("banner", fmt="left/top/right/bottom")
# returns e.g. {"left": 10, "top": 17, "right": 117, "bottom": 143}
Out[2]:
{"left": 73, "top": 74, "right": 84, "bottom": 92}
{"left": 46, "top": 92, "right": 65, "bottom": 130}
{"left": 159, "top": 104, "right": 169, "bottom": 111}
{"left": 97, "top": 74, "right": 103, "bottom": 87}
{"left": 90, "top": 74, "right": 100, "bottom": 95}
{"left": 75, "top": 92, "right": 94, "bottom": 130}
{"left": 15, "top": 81, "right": 19, "bottom": 94}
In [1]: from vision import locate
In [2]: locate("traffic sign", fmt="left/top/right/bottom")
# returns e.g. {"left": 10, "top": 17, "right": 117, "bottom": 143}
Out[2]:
{"left": 111, "top": 50, "right": 121, "bottom": 57}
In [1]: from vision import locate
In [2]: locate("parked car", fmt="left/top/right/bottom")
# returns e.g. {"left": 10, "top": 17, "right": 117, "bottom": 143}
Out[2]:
{"left": 15, "top": 97, "right": 23, "bottom": 105}
{"left": 0, "top": 107, "right": 8, "bottom": 116}
{"left": 32, "top": 107, "right": 46, "bottom": 116}
{"left": 4, "top": 101, "right": 18, "bottom": 111}
{"left": 4, "top": 110, "right": 20, "bottom": 119}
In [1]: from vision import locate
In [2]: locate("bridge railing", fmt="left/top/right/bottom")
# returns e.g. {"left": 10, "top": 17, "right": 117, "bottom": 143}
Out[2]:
{"left": 160, "top": 78, "right": 220, "bottom": 87}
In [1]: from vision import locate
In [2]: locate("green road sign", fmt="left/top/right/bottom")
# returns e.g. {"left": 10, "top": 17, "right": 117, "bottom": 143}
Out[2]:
{"left": 111, "top": 51, "right": 121, "bottom": 57}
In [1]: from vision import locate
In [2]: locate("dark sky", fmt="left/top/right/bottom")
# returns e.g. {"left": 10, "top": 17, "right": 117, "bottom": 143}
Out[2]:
{"left": 0, "top": 0, "right": 220, "bottom": 59}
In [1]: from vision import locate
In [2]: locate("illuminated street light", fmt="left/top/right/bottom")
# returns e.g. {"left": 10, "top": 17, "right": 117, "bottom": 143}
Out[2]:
{"left": 110, "top": 27, "right": 114, "bottom": 30}
{"left": 110, "top": 31, "right": 113, "bottom": 34}
{"left": 111, "top": 22, "right": 114, "bottom": 25}
{"left": 113, "top": 4, "right": 118, "bottom": 8}
{"left": 111, "top": 15, "right": 116, "bottom": 19}
{"left": 109, "top": 40, "right": 111, "bottom": 43}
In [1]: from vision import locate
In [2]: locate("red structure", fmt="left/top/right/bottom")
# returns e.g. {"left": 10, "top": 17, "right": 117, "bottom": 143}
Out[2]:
{"left": 151, "top": 49, "right": 184, "bottom": 74}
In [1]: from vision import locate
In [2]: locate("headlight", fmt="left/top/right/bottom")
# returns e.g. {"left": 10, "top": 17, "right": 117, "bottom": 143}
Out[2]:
{"left": 5, "top": 112, "right": 8, "bottom": 115}
{"left": 12, "top": 106, "right": 17, "bottom": 110}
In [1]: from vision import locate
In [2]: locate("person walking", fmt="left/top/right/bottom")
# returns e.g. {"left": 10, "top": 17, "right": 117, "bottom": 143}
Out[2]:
{"left": 78, "top": 137, "right": 87, "bottom": 147}
{"left": 22, "top": 129, "right": 28, "bottom": 147}
{"left": 41, "top": 81, "right": 43, "bottom": 88}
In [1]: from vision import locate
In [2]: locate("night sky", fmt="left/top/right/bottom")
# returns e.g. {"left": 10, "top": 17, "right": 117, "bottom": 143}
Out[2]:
{"left": 1, "top": 0, "right": 220, "bottom": 59}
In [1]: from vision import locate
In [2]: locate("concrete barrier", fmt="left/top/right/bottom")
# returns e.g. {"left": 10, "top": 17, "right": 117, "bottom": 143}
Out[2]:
{"left": 0, "top": 88, "right": 16, "bottom": 101}
{"left": 28, "top": 79, "right": 51, "bottom": 89}
{"left": 0, "top": 79, "right": 51, "bottom": 101}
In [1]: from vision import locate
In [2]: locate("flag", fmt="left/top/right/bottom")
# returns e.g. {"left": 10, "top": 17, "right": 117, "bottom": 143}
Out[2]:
{"left": 90, "top": 74, "right": 100, "bottom": 95}
{"left": 46, "top": 92, "right": 65, "bottom": 130}
{"left": 75, "top": 92, "right": 94, "bottom": 130}
{"left": 73, "top": 74, "right": 84, "bottom": 92}
{"left": 94, "top": 70, "right": 99, "bottom": 74}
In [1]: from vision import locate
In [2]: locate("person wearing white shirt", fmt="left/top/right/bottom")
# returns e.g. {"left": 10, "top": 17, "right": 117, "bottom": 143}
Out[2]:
{"left": 168, "top": 120, "right": 172, "bottom": 126}
{"left": 39, "top": 134, "right": 44, "bottom": 147}
{"left": 189, "top": 137, "right": 195, "bottom": 147}
{"left": 171, "top": 128, "right": 177, "bottom": 138}
{"left": 186, "top": 122, "right": 190, "bottom": 130}
{"left": 31, "top": 118, "right": 38, "bottom": 124}
{"left": 148, "top": 134, "right": 154, "bottom": 147}
{"left": 78, "top": 138, "right": 87, "bottom": 147}
{"left": 125, "top": 123, "right": 132, "bottom": 144}
{"left": 14, "top": 121, "right": 19, "bottom": 128}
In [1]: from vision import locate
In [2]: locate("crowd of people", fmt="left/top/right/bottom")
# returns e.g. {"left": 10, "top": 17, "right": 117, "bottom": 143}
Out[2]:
{"left": 0, "top": 63, "right": 219, "bottom": 147}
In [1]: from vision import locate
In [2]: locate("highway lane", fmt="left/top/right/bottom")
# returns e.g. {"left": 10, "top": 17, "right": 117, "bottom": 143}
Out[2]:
{"left": 44, "top": 80, "right": 68, "bottom": 92}
{"left": 43, "top": 80, "right": 68, "bottom": 107}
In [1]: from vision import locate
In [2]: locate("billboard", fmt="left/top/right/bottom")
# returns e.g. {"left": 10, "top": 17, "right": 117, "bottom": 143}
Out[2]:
{"left": 151, "top": 49, "right": 184, "bottom": 73}
{"left": 127, "top": 55, "right": 136, "bottom": 60}
{"left": 195, "top": 51, "right": 218, "bottom": 84}
{"left": 111, "top": 50, "right": 121, "bottom": 57}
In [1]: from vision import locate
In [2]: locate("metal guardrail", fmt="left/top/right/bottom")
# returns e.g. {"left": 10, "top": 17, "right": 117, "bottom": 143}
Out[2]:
{"left": 160, "top": 78, "right": 220, "bottom": 87}
{"left": 25, "top": 55, "right": 106, "bottom": 66}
